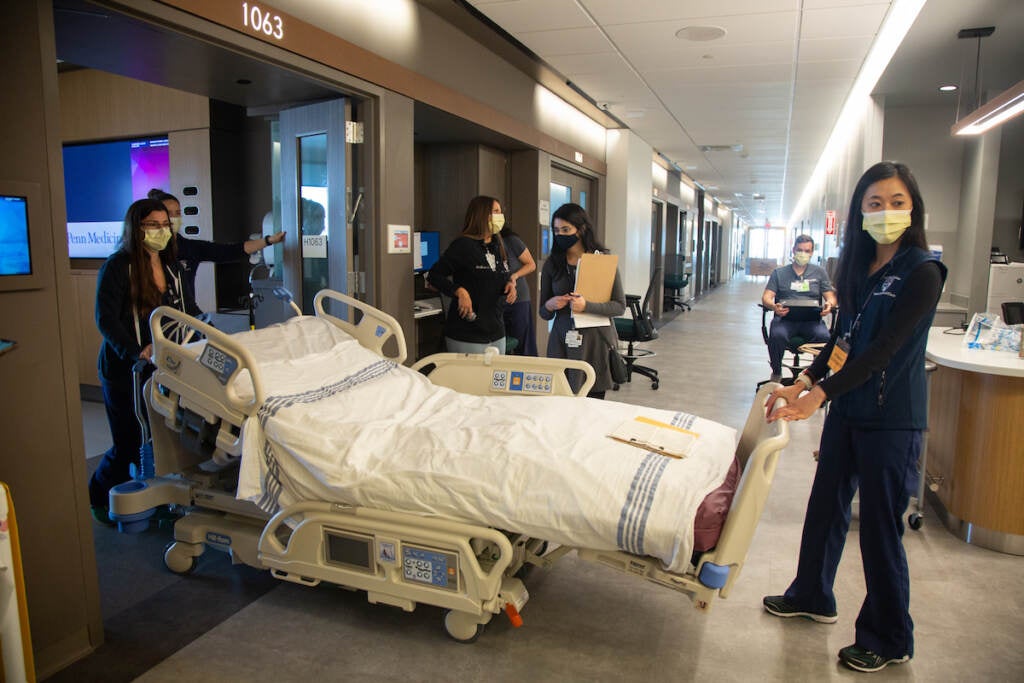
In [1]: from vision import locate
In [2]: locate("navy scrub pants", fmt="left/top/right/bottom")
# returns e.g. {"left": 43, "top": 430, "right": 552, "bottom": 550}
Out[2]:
{"left": 784, "top": 410, "right": 920, "bottom": 659}
{"left": 88, "top": 371, "right": 151, "bottom": 508}
{"left": 767, "top": 316, "right": 829, "bottom": 374}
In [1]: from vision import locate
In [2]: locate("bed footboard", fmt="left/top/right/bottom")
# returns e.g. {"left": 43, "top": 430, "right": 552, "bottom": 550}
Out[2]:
{"left": 576, "top": 383, "right": 789, "bottom": 610}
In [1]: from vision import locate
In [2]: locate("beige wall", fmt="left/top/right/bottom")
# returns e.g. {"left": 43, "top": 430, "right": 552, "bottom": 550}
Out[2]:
{"left": 1, "top": 1, "right": 103, "bottom": 676}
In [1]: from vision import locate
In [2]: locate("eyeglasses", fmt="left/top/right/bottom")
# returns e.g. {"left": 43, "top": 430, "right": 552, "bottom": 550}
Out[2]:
{"left": 140, "top": 221, "right": 172, "bottom": 230}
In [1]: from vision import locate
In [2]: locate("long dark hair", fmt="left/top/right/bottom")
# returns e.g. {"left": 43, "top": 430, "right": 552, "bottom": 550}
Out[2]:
{"left": 462, "top": 195, "right": 507, "bottom": 265}
{"left": 120, "top": 198, "right": 177, "bottom": 315}
{"left": 549, "top": 202, "right": 606, "bottom": 267}
{"left": 834, "top": 161, "right": 927, "bottom": 312}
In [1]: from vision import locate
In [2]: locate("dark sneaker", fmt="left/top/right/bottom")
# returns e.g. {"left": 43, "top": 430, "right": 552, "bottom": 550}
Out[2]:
{"left": 762, "top": 595, "right": 838, "bottom": 623}
{"left": 838, "top": 644, "right": 910, "bottom": 673}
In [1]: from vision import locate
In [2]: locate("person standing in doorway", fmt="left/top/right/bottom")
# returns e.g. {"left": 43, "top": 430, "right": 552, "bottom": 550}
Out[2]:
{"left": 427, "top": 196, "right": 516, "bottom": 354}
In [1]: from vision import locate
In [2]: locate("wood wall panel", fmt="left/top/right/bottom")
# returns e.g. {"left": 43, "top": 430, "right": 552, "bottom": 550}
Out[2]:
{"left": 59, "top": 69, "right": 208, "bottom": 142}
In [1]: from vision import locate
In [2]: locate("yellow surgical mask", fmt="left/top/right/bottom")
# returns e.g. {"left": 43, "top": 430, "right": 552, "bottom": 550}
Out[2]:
{"left": 142, "top": 227, "right": 172, "bottom": 251}
{"left": 490, "top": 213, "right": 505, "bottom": 234}
{"left": 862, "top": 209, "right": 911, "bottom": 244}
{"left": 793, "top": 251, "right": 811, "bottom": 266}
{"left": 169, "top": 216, "right": 182, "bottom": 234}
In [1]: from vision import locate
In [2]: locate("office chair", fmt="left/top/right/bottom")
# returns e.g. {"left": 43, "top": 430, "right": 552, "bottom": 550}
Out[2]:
{"left": 1002, "top": 301, "right": 1024, "bottom": 325}
{"left": 664, "top": 266, "right": 691, "bottom": 312}
{"left": 755, "top": 301, "right": 836, "bottom": 391}
{"left": 613, "top": 267, "right": 661, "bottom": 390}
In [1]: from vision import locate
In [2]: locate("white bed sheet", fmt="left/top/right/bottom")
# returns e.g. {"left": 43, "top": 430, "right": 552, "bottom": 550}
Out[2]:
{"left": 233, "top": 318, "right": 737, "bottom": 572}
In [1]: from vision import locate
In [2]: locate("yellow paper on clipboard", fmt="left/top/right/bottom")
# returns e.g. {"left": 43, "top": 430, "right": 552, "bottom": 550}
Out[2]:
{"left": 573, "top": 253, "right": 618, "bottom": 328}
{"left": 608, "top": 416, "right": 700, "bottom": 459}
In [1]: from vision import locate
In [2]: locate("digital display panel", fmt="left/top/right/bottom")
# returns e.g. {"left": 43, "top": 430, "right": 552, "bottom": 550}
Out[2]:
{"left": 324, "top": 529, "right": 375, "bottom": 573}
{"left": 63, "top": 136, "right": 170, "bottom": 258}
{"left": 0, "top": 195, "right": 31, "bottom": 276}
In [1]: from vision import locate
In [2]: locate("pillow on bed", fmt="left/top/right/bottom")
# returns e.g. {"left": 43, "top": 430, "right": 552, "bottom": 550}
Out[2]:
{"left": 693, "top": 455, "right": 741, "bottom": 552}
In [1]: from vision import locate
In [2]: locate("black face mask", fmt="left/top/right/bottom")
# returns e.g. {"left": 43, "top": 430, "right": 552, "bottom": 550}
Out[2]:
{"left": 552, "top": 234, "right": 579, "bottom": 252}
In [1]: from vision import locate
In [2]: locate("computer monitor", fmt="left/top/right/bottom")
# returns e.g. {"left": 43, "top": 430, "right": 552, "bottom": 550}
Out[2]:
{"left": 63, "top": 136, "right": 171, "bottom": 258}
{"left": 0, "top": 180, "right": 45, "bottom": 291}
{"left": 414, "top": 231, "right": 440, "bottom": 272}
{"left": 0, "top": 194, "right": 31, "bottom": 277}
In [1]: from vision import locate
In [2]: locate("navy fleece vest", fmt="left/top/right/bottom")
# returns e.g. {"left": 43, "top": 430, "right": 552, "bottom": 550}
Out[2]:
{"left": 831, "top": 247, "right": 947, "bottom": 430}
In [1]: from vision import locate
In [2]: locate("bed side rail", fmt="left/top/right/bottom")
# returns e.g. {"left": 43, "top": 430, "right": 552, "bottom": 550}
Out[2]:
{"left": 697, "top": 382, "right": 788, "bottom": 596}
{"left": 410, "top": 348, "right": 596, "bottom": 397}
{"left": 258, "top": 502, "right": 515, "bottom": 616}
{"left": 149, "top": 306, "right": 264, "bottom": 420}
{"left": 313, "top": 289, "right": 408, "bottom": 364}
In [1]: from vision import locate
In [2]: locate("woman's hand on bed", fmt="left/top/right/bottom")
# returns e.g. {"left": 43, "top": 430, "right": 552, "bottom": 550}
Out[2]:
{"left": 767, "top": 385, "right": 826, "bottom": 422}
{"left": 139, "top": 344, "right": 154, "bottom": 362}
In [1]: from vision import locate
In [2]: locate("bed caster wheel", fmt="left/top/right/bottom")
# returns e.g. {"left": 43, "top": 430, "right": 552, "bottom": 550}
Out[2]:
{"left": 908, "top": 512, "right": 923, "bottom": 530}
{"left": 612, "top": 383, "right": 620, "bottom": 391}
{"left": 444, "top": 610, "right": 483, "bottom": 643}
{"left": 651, "top": 381, "right": 659, "bottom": 390}
{"left": 163, "top": 542, "right": 198, "bottom": 574}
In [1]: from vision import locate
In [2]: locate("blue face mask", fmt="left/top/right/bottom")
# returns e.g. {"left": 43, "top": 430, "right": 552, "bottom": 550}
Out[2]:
{"left": 553, "top": 234, "right": 578, "bottom": 252}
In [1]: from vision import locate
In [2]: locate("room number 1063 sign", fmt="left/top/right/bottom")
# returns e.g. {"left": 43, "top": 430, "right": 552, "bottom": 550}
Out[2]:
{"left": 241, "top": 2, "right": 284, "bottom": 40}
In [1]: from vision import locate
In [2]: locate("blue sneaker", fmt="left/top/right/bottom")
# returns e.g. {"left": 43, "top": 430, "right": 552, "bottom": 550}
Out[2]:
{"left": 839, "top": 644, "right": 910, "bottom": 672}
{"left": 762, "top": 595, "right": 837, "bottom": 624}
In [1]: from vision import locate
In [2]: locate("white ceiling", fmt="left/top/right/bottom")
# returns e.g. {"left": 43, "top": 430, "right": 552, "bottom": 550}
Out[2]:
{"left": 465, "top": 0, "right": 1024, "bottom": 224}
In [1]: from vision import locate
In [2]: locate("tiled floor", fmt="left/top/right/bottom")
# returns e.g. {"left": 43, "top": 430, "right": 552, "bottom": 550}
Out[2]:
{"left": 66, "top": 276, "right": 1024, "bottom": 682}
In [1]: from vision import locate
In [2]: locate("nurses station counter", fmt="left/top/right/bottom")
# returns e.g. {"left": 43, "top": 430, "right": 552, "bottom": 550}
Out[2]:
{"left": 925, "top": 327, "right": 1024, "bottom": 555}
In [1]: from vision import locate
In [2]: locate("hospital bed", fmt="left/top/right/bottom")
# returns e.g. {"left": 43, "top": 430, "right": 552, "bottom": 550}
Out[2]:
{"left": 109, "top": 290, "right": 789, "bottom": 642}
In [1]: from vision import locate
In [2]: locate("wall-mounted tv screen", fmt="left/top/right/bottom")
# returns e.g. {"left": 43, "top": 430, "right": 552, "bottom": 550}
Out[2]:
{"left": 414, "top": 231, "right": 440, "bottom": 272}
{"left": 63, "top": 136, "right": 170, "bottom": 258}
{"left": 0, "top": 194, "right": 31, "bottom": 276}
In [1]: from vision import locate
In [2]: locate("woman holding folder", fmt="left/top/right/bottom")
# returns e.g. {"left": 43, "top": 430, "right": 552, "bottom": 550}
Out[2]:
{"left": 540, "top": 203, "right": 625, "bottom": 398}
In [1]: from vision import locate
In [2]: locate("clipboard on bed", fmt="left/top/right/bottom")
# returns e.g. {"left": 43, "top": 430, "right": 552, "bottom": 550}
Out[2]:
{"left": 573, "top": 253, "right": 618, "bottom": 328}
{"left": 609, "top": 416, "right": 699, "bottom": 459}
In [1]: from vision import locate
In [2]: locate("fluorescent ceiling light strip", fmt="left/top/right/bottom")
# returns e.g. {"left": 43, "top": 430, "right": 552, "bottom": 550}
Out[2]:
{"left": 952, "top": 80, "right": 1024, "bottom": 135}
{"left": 787, "top": 0, "right": 926, "bottom": 226}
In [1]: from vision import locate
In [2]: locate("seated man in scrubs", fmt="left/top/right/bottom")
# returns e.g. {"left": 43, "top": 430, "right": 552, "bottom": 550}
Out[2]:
{"left": 761, "top": 235, "right": 837, "bottom": 382}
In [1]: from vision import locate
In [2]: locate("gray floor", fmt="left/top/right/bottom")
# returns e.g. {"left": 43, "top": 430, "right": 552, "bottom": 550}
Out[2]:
{"left": 74, "top": 277, "right": 1024, "bottom": 682}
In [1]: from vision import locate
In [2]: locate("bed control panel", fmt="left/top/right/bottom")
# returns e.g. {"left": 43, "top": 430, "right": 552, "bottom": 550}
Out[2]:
{"left": 490, "top": 369, "right": 554, "bottom": 394}
{"left": 401, "top": 543, "right": 459, "bottom": 591}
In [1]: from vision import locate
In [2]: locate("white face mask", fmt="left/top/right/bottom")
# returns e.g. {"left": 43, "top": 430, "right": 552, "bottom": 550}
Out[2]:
{"left": 862, "top": 209, "right": 912, "bottom": 244}
{"left": 489, "top": 213, "right": 505, "bottom": 234}
{"left": 169, "top": 216, "right": 182, "bottom": 234}
{"left": 793, "top": 251, "right": 811, "bottom": 266}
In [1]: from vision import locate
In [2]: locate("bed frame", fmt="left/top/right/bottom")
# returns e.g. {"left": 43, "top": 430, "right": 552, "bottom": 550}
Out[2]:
{"left": 108, "top": 290, "right": 788, "bottom": 642}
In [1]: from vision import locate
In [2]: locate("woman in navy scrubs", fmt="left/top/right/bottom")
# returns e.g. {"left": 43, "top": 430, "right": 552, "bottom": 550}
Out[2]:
{"left": 762, "top": 161, "right": 946, "bottom": 673}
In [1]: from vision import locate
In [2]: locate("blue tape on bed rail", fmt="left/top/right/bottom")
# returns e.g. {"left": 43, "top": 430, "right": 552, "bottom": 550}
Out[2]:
{"left": 698, "top": 562, "right": 730, "bottom": 589}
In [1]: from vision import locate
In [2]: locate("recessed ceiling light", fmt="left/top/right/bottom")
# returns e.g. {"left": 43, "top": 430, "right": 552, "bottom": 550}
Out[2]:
{"left": 624, "top": 109, "right": 646, "bottom": 119}
{"left": 938, "top": 84, "right": 958, "bottom": 92}
{"left": 706, "top": 185, "right": 719, "bottom": 190}
{"left": 675, "top": 25, "right": 727, "bottom": 42}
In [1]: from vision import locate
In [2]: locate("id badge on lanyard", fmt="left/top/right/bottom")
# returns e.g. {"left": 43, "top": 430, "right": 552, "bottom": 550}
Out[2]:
{"left": 828, "top": 338, "right": 850, "bottom": 373}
